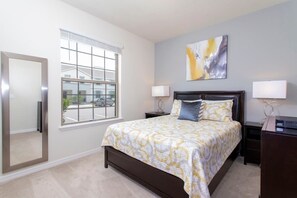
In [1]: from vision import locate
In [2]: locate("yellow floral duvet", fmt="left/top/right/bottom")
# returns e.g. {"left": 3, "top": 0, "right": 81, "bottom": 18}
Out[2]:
{"left": 101, "top": 115, "right": 241, "bottom": 198}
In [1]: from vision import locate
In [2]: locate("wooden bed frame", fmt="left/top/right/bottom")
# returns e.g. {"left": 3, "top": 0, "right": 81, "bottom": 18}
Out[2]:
{"left": 104, "top": 91, "right": 245, "bottom": 197}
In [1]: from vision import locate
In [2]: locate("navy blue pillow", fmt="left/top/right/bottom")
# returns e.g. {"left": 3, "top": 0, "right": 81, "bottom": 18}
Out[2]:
{"left": 178, "top": 101, "right": 202, "bottom": 122}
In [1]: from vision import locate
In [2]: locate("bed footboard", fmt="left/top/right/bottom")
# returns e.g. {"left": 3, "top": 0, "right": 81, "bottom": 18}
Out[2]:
{"left": 104, "top": 146, "right": 188, "bottom": 197}
{"left": 104, "top": 144, "right": 240, "bottom": 197}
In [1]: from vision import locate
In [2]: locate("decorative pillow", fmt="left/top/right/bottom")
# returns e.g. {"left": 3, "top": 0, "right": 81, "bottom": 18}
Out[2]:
{"left": 202, "top": 100, "right": 233, "bottom": 122}
{"left": 178, "top": 101, "right": 202, "bottom": 122}
{"left": 170, "top": 99, "right": 203, "bottom": 117}
{"left": 170, "top": 99, "right": 181, "bottom": 116}
{"left": 198, "top": 102, "right": 205, "bottom": 120}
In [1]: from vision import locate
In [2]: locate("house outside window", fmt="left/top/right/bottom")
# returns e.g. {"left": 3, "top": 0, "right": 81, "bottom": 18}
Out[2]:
{"left": 60, "top": 30, "right": 121, "bottom": 125}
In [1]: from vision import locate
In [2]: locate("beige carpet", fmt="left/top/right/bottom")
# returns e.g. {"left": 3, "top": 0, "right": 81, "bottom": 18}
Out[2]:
{"left": 0, "top": 150, "right": 260, "bottom": 198}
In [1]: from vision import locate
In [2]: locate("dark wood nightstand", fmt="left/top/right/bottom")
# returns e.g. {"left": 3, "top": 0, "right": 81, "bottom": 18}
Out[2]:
{"left": 244, "top": 122, "right": 263, "bottom": 165}
{"left": 145, "top": 112, "right": 169, "bottom": 119}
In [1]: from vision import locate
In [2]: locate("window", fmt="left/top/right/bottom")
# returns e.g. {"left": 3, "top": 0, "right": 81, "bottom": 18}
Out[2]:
{"left": 60, "top": 30, "right": 120, "bottom": 125}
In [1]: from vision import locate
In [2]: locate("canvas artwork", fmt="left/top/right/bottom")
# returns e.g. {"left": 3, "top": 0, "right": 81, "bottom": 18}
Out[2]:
{"left": 186, "top": 35, "right": 228, "bottom": 81}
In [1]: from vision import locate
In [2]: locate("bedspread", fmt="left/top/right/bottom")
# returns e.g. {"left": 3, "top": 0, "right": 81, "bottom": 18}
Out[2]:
{"left": 101, "top": 115, "right": 241, "bottom": 198}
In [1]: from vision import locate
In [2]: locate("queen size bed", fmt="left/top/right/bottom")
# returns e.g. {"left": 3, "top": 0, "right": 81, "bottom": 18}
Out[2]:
{"left": 102, "top": 91, "right": 245, "bottom": 198}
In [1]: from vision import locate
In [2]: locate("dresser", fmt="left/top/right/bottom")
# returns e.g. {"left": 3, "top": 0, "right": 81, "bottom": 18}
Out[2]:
{"left": 261, "top": 116, "right": 297, "bottom": 198}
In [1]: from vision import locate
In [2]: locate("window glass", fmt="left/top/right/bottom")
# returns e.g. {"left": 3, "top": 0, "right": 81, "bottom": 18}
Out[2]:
{"left": 79, "top": 82, "right": 92, "bottom": 94}
{"left": 106, "top": 84, "right": 116, "bottom": 118}
{"left": 79, "top": 108, "right": 93, "bottom": 122}
{"left": 63, "top": 81, "right": 78, "bottom": 95}
{"left": 93, "top": 56, "right": 104, "bottom": 69}
{"left": 78, "top": 52, "right": 91, "bottom": 67}
{"left": 93, "top": 69, "right": 104, "bottom": 81}
{"left": 78, "top": 42, "right": 91, "bottom": 53}
{"left": 61, "top": 49, "right": 76, "bottom": 65}
{"left": 77, "top": 66, "right": 92, "bottom": 80}
{"left": 62, "top": 64, "right": 76, "bottom": 78}
{"left": 60, "top": 38, "right": 69, "bottom": 48}
{"left": 105, "top": 59, "right": 115, "bottom": 71}
{"left": 94, "top": 83, "right": 105, "bottom": 99}
{"left": 93, "top": 47, "right": 104, "bottom": 56}
{"left": 107, "top": 84, "right": 116, "bottom": 101}
{"left": 94, "top": 108, "right": 105, "bottom": 120}
{"left": 105, "top": 51, "right": 115, "bottom": 59}
{"left": 105, "top": 70, "right": 115, "bottom": 82}
{"left": 61, "top": 39, "right": 76, "bottom": 50}
{"left": 61, "top": 33, "right": 119, "bottom": 125}
{"left": 63, "top": 109, "right": 78, "bottom": 124}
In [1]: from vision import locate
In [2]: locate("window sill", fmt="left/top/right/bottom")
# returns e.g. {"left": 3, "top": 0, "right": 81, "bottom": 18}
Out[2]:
{"left": 59, "top": 117, "right": 123, "bottom": 131}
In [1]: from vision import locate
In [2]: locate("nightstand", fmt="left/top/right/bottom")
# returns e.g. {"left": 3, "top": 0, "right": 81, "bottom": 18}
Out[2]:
{"left": 145, "top": 112, "right": 169, "bottom": 119}
{"left": 244, "top": 122, "right": 263, "bottom": 165}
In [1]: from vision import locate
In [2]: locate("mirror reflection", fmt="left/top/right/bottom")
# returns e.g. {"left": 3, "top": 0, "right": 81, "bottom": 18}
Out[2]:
{"left": 1, "top": 51, "right": 48, "bottom": 173}
{"left": 9, "top": 59, "right": 42, "bottom": 165}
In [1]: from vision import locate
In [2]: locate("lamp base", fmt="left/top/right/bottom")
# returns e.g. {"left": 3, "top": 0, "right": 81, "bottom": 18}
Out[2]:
{"left": 157, "top": 98, "right": 164, "bottom": 113}
{"left": 262, "top": 99, "right": 280, "bottom": 123}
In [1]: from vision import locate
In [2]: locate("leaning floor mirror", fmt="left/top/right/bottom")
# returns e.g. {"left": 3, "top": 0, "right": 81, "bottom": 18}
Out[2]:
{"left": 1, "top": 52, "right": 48, "bottom": 173}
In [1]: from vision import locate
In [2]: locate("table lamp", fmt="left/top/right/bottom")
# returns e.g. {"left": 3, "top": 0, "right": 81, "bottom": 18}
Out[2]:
{"left": 252, "top": 80, "right": 287, "bottom": 119}
{"left": 152, "top": 85, "right": 169, "bottom": 113}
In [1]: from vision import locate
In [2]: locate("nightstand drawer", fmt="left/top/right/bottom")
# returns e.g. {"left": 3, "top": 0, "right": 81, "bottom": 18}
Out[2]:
{"left": 246, "top": 128, "right": 261, "bottom": 139}
{"left": 246, "top": 139, "right": 260, "bottom": 150}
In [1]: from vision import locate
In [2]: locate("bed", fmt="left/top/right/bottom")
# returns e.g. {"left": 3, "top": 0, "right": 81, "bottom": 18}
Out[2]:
{"left": 102, "top": 91, "right": 245, "bottom": 198}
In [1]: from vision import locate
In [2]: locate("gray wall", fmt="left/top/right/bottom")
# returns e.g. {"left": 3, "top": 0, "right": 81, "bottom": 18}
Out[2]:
{"left": 155, "top": 1, "right": 297, "bottom": 122}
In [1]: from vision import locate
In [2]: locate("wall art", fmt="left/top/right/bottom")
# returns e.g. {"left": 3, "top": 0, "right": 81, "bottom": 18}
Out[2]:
{"left": 186, "top": 35, "right": 228, "bottom": 80}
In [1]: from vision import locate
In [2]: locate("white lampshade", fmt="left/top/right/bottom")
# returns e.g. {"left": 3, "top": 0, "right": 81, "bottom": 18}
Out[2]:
{"left": 253, "top": 80, "right": 287, "bottom": 99}
{"left": 152, "top": 86, "right": 169, "bottom": 97}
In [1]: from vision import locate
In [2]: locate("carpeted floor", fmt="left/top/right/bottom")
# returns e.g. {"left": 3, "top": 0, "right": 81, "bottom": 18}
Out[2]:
{"left": 10, "top": 131, "right": 42, "bottom": 165}
{"left": 0, "top": 150, "right": 260, "bottom": 198}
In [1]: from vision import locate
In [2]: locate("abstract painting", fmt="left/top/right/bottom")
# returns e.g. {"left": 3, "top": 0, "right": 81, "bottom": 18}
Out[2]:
{"left": 186, "top": 35, "right": 228, "bottom": 80}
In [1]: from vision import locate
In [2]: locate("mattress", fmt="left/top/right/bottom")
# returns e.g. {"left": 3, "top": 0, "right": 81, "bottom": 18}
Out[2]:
{"left": 101, "top": 115, "right": 241, "bottom": 198}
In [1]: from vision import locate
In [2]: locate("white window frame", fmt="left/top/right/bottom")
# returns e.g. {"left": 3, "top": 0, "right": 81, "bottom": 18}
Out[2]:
{"left": 60, "top": 30, "right": 120, "bottom": 125}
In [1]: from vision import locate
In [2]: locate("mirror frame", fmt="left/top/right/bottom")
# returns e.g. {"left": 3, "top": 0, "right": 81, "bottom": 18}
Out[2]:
{"left": 1, "top": 52, "right": 48, "bottom": 173}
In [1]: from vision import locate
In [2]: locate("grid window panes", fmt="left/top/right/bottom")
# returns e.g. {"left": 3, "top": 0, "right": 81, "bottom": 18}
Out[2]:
{"left": 61, "top": 34, "right": 118, "bottom": 125}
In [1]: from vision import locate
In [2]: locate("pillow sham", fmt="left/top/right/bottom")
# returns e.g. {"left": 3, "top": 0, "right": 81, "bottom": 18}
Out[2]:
{"left": 170, "top": 99, "right": 181, "bottom": 116}
{"left": 178, "top": 101, "right": 202, "bottom": 122}
{"left": 202, "top": 100, "right": 233, "bottom": 122}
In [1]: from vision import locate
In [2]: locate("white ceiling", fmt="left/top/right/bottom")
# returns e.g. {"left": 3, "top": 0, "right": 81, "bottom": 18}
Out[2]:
{"left": 61, "top": 0, "right": 288, "bottom": 42}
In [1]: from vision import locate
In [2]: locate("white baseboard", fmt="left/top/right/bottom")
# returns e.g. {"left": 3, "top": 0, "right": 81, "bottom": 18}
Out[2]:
{"left": 0, "top": 147, "right": 102, "bottom": 184}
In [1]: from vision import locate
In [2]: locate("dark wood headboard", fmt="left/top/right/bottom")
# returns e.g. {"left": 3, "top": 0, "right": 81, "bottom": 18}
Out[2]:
{"left": 174, "top": 91, "right": 245, "bottom": 126}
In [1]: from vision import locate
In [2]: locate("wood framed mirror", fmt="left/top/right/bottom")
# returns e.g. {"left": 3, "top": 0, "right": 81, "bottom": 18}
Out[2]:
{"left": 1, "top": 52, "right": 48, "bottom": 173}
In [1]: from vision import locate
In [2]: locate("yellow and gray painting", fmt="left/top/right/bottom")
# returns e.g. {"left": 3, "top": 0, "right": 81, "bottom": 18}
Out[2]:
{"left": 186, "top": 35, "right": 227, "bottom": 80}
